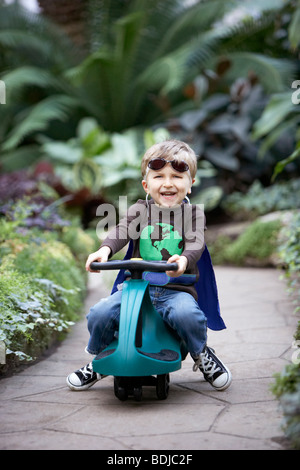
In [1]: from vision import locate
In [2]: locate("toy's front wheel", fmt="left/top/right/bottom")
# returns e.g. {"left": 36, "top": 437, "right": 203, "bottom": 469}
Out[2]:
{"left": 133, "top": 387, "right": 142, "bottom": 402}
{"left": 114, "top": 377, "right": 128, "bottom": 401}
{"left": 156, "top": 374, "right": 170, "bottom": 400}
{"left": 113, "top": 375, "right": 170, "bottom": 401}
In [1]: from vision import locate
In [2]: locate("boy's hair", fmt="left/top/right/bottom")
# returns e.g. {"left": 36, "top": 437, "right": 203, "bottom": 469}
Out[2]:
{"left": 141, "top": 139, "right": 197, "bottom": 179}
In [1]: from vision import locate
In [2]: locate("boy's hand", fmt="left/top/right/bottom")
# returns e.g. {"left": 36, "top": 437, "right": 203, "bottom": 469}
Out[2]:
{"left": 166, "top": 254, "right": 188, "bottom": 277}
{"left": 85, "top": 246, "right": 111, "bottom": 272}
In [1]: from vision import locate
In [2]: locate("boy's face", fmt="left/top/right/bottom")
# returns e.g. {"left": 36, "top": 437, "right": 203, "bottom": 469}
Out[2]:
{"left": 142, "top": 162, "right": 195, "bottom": 208}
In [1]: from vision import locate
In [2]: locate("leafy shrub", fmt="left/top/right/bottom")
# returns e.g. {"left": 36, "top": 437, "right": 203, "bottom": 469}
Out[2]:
{"left": 41, "top": 121, "right": 170, "bottom": 207}
{"left": 1, "top": 196, "right": 70, "bottom": 232}
{"left": 0, "top": 256, "right": 76, "bottom": 363}
{"left": 0, "top": 242, "right": 85, "bottom": 370}
{"left": 208, "top": 234, "right": 232, "bottom": 266}
{"left": 0, "top": 223, "right": 86, "bottom": 367}
{"left": 60, "top": 225, "right": 98, "bottom": 264}
{"left": 13, "top": 239, "right": 85, "bottom": 319}
{"left": 272, "top": 363, "right": 300, "bottom": 449}
{"left": 0, "top": 167, "right": 98, "bottom": 262}
{"left": 0, "top": 182, "right": 96, "bottom": 372}
{"left": 209, "top": 219, "right": 282, "bottom": 266}
{"left": 225, "top": 219, "right": 282, "bottom": 264}
{"left": 169, "top": 77, "right": 297, "bottom": 206}
{"left": 223, "top": 179, "right": 300, "bottom": 220}
{"left": 271, "top": 211, "right": 300, "bottom": 448}
{"left": 0, "top": 168, "right": 61, "bottom": 209}
{"left": 278, "top": 211, "right": 300, "bottom": 302}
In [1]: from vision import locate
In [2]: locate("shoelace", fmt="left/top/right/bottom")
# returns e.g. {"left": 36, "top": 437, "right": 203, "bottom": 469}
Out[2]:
{"left": 81, "top": 363, "right": 93, "bottom": 379}
{"left": 192, "top": 352, "right": 221, "bottom": 379}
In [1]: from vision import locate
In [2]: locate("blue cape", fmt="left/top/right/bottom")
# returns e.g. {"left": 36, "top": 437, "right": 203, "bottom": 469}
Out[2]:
{"left": 111, "top": 241, "right": 226, "bottom": 331}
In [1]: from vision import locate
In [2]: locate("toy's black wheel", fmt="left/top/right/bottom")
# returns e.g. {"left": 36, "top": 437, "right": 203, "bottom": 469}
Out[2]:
{"left": 114, "top": 377, "right": 128, "bottom": 401}
{"left": 156, "top": 374, "right": 170, "bottom": 400}
{"left": 133, "top": 387, "right": 142, "bottom": 402}
{"left": 117, "top": 387, "right": 128, "bottom": 401}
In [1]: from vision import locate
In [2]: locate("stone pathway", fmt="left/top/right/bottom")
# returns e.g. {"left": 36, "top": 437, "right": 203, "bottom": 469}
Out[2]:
{"left": 0, "top": 267, "right": 298, "bottom": 450}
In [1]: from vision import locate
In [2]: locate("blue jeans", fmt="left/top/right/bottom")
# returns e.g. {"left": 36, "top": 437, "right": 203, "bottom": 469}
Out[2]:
{"left": 86, "top": 286, "right": 207, "bottom": 358}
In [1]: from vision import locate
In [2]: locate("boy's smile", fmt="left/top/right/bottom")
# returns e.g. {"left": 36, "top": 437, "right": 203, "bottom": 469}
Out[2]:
{"left": 142, "top": 163, "right": 194, "bottom": 208}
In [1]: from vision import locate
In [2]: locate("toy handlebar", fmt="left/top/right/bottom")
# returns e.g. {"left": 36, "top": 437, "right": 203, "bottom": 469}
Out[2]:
{"left": 90, "top": 259, "right": 178, "bottom": 279}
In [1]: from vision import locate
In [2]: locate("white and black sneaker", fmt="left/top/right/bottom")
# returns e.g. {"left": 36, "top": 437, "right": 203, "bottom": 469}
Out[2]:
{"left": 66, "top": 362, "right": 105, "bottom": 391}
{"left": 193, "top": 346, "right": 232, "bottom": 391}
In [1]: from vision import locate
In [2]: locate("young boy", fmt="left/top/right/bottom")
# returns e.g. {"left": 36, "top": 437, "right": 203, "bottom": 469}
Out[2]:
{"left": 67, "top": 140, "right": 232, "bottom": 392}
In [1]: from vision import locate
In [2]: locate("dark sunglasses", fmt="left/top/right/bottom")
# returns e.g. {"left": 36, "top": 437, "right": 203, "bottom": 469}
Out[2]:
{"left": 148, "top": 158, "right": 189, "bottom": 173}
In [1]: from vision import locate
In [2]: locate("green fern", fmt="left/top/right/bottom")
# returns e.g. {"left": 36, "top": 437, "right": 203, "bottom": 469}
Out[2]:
{"left": 2, "top": 66, "right": 74, "bottom": 101}
{"left": 73, "top": 0, "right": 294, "bottom": 130}
{"left": 0, "top": 3, "right": 78, "bottom": 70}
{"left": 217, "top": 53, "right": 296, "bottom": 93}
{"left": 2, "top": 95, "right": 79, "bottom": 151}
{"left": 0, "top": 0, "right": 297, "bottom": 152}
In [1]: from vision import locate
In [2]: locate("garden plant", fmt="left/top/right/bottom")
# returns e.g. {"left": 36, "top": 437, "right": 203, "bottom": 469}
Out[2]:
{"left": 0, "top": 0, "right": 299, "bottom": 448}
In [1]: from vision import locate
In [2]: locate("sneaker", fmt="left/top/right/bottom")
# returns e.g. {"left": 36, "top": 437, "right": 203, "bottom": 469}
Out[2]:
{"left": 193, "top": 346, "right": 232, "bottom": 391}
{"left": 66, "top": 362, "right": 105, "bottom": 391}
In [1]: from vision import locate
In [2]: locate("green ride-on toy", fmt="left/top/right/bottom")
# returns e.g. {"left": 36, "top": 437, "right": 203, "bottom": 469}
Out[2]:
{"left": 90, "top": 259, "right": 182, "bottom": 402}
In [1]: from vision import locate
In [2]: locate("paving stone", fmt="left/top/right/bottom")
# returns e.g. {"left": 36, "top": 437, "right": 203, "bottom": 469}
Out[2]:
{"left": 0, "top": 267, "right": 298, "bottom": 451}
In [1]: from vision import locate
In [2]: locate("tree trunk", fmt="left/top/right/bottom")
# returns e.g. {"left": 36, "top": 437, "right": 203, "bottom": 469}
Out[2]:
{"left": 37, "top": 0, "right": 87, "bottom": 48}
